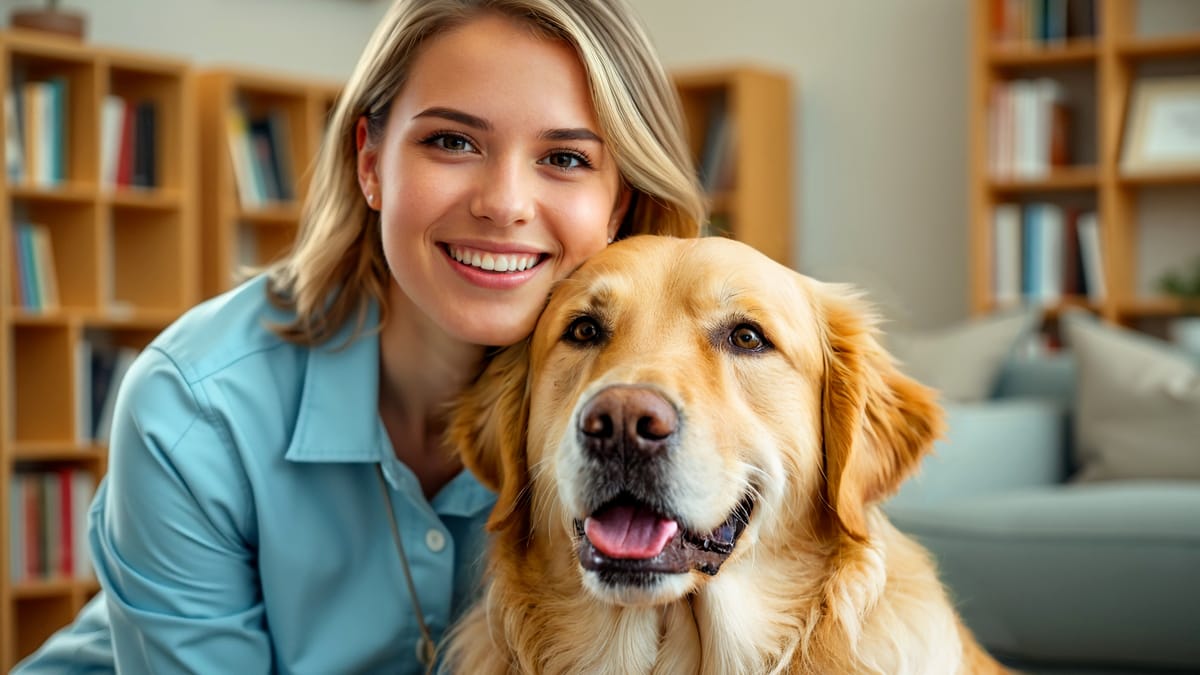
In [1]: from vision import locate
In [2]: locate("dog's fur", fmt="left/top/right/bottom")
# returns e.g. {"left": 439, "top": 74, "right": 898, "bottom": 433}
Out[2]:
{"left": 445, "top": 236, "right": 1010, "bottom": 675}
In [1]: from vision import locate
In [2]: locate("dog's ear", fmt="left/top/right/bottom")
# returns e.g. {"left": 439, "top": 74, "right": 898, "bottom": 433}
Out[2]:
{"left": 448, "top": 340, "right": 531, "bottom": 534}
{"left": 816, "top": 284, "right": 945, "bottom": 543}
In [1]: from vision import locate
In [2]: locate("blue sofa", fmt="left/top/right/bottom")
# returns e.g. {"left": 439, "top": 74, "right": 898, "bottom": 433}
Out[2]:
{"left": 885, "top": 355, "right": 1200, "bottom": 674}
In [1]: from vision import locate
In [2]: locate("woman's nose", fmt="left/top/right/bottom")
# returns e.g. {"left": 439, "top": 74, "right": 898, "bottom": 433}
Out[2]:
{"left": 469, "top": 156, "right": 535, "bottom": 227}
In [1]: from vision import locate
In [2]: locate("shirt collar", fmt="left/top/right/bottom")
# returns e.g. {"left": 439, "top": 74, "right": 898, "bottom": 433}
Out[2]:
{"left": 285, "top": 301, "right": 385, "bottom": 463}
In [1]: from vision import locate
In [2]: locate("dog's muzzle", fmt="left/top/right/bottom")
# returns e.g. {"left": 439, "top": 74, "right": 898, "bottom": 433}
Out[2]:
{"left": 571, "top": 385, "right": 754, "bottom": 585}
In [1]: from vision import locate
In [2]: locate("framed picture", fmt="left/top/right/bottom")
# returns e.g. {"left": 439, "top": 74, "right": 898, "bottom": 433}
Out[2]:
{"left": 1121, "top": 76, "right": 1200, "bottom": 174}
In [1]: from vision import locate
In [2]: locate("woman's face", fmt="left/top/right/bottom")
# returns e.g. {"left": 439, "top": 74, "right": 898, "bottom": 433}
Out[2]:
{"left": 358, "top": 13, "right": 629, "bottom": 347}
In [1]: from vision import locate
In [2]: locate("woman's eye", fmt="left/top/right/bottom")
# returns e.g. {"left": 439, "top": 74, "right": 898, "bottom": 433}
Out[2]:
{"left": 565, "top": 316, "right": 602, "bottom": 344}
{"left": 424, "top": 133, "right": 476, "bottom": 153}
{"left": 542, "top": 151, "right": 591, "bottom": 170}
{"left": 729, "top": 324, "right": 766, "bottom": 352}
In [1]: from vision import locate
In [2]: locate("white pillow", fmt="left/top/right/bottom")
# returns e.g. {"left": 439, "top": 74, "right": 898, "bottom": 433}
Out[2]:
{"left": 886, "top": 309, "right": 1037, "bottom": 403}
{"left": 1061, "top": 311, "right": 1200, "bottom": 482}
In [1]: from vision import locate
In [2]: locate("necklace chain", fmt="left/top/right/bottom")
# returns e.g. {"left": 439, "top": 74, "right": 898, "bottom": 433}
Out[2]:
{"left": 376, "top": 464, "right": 438, "bottom": 675}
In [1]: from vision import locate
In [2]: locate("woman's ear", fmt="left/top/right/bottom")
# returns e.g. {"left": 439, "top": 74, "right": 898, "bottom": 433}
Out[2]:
{"left": 447, "top": 341, "right": 532, "bottom": 535}
{"left": 607, "top": 184, "right": 633, "bottom": 241}
{"left": 356, "top": 116, "right": 380, "bottom": 206}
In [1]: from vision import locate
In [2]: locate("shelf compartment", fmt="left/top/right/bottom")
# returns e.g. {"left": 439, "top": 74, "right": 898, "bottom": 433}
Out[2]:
{"left": 9, "top": 199, "right": 101, "bottom": 311}
{"left": 13, "top": 592, "right": 74, "bottom": 665}
{"left": 12, "top": 324, "right": 77, "bottom": 443}
{"left": 236, "top": 218, "right": 298, "bottom": 271}
{"left": 107, "top": 63, "right": 189, "bottom": 193}
{"left": 107, "top": 206, "right": 188, "bottom": 312}
{"left": 8, "top": 51, "right": 100, "bottom": 187}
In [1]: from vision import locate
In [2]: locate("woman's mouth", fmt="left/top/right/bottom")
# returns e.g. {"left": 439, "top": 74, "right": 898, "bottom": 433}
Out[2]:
{"left": 445, "top": 244, "right": 545, "bottom": 273}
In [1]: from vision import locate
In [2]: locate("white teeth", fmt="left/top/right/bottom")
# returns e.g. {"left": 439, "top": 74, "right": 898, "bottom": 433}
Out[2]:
{"left": 449, "top": 246, "right": 539, "bottom": 273}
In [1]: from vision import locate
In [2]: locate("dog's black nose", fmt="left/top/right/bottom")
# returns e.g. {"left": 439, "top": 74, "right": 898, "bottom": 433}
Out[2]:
{"left": 580, "top": 385, "right": 677, "bottom": 459}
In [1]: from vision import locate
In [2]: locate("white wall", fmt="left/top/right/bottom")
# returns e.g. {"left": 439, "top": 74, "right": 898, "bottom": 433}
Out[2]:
{"left": 632, "top": 0, "right": 971, "bottom": 329}
{"left": 1, "top": 0, "right": 974, "bottom": 328}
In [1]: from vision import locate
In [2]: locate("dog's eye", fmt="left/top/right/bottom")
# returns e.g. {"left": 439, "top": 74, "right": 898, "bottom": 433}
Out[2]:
{"left": 565, "top": 316, "right": 602, "bottom": 344}
{"left": 729, "top": 324, "right": 767, "bottom": 352}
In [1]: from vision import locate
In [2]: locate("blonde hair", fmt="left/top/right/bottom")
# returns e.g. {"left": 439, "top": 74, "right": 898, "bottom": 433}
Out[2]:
{"left": 267, "top": 0, "right": 706, "bottom": 346}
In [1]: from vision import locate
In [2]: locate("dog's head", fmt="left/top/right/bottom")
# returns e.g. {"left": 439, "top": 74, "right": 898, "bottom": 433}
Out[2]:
{"left": 451, "top": 235, "right": 943, "bottom": 607}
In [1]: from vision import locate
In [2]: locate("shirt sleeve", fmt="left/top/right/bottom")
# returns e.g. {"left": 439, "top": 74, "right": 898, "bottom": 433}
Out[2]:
{"left": 90, "top": 347, "right": 271, "bottom": 674}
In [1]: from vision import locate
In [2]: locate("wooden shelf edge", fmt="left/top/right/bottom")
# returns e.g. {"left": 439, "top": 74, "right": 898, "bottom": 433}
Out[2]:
{"left": 238, "top": 204, "right": 302, "bottom": 225}
{"left": 989, "top": 166, "right": 1100, "bottom": 193}
{"left": 1117, "top": 297, "right": 1197, "bottom": 317}
{"left": 1117, "top": 170, "right": 1200, "bottom": 187}
{"left": 1116, "top": 34, "right": 1200, "bottom": 60}
{"left": 7, "top": 307, "right": 182, "bottom": 329}
{"left": 11, "top": 577, "right": 97, "bottom": 600}
{"left": 9, "top": 443, "right": 105, "bottom": 462}
{"left": 106, "top": 188, "right": 185, "bottom": 210}
{"left": 987, "top": 40, "right": 1098, "bottom": 67}
{"left": 7, "top": 183, "right": 97, "bottom": 203}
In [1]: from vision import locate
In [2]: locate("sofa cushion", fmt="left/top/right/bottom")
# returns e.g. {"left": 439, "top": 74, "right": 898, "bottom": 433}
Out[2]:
{"left": 1061, "top": 311, "right": 1200, "bottom": 482}
{"left": 888, "top": 483, "right": 1200, "bottom": 670}
{"left": 886, "top": 309, "right": 1038, "bottom": 402}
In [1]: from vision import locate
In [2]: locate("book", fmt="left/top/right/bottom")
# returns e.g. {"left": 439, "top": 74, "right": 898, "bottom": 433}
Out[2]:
{"left": 132, "top": 101, "right": 157, "bottom": 188}
{"left": 23, "top": 473, "right": 41, "bottom": 579}
{"left": 75, "top": 339, "right": 93, "bottom": 445}
{"left": 71, "top": 471, "right": 96, "bottom": 579}
{"left": 45, "top": 76, "right": 68, "bottom": 184}
{"left": 116, "top": 102, "right": 137, "bottom": 186}
{"left": 28, "top": 223, "right": 59, "bottom": 310}
{"left": 4, "top": 88, "right": 24, "bottom": 181}
{"left": 94, "top": 347, "right": 139, "bottom": 443}
{"left": 698, "top": 98, "right": 734, "bottom": 192}
{"left": 226, "top": 105, "right": 263, "bottom": 207}
{"left": 265, "top": 110, "right": 296, "bottom": 201}
{"left": 1076, "top": 211, "right": 1105, "bottom": 302}
{"left": 8, "top": 474, "right": 23, "bottom": 582}
{"left": 100, "top": 95, "right": 127, "bottom": 189}
{"left": 993, "top": 203, "right": 1023, "bottom": 306}
{"left": 1037, "top": 203, "right": 1065, "bottom": 304}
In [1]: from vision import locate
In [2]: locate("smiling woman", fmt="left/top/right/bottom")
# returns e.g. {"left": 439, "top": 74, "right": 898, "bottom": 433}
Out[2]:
{"left": 11, "top": 1, "right": 705, "bottom": 674}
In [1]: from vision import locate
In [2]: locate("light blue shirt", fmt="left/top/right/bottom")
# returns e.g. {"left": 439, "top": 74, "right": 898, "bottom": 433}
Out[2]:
{"left": 14, "top": 275, "right": 496, "bottom": 674}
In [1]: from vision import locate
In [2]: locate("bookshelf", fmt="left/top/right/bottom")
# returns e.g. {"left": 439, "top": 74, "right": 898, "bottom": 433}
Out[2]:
{"left": 969, "top": 0, "right": 1200, "bottom": 332}
{"left": 673, "top": 66, "right": 794, "bottom": 267}
{"left": 196, "top": 69, "right": 340, "bottom": 296}
{"left": 0, "top": 30, "right": 197, "bottom": 670}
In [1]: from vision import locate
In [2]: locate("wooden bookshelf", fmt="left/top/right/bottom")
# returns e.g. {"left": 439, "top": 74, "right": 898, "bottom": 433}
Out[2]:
{"left": 0, "top": 30, "right": 197, "bottom": 670}
{"left": 969, "top": 0, "right": 1200, "bottom": 327}
{"left": 196, "top": 69, "right": 340, "bottom": 297}
{"left": 673, "top": 66, "right": 794, "bottom": 267}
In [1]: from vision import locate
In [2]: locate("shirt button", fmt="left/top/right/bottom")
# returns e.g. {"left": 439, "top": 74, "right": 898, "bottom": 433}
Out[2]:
{"left": 415, "top": 635, "right": 435, "bottom": 665}
{"left": 425, "top": 528, "right": 446, "bottom": 553}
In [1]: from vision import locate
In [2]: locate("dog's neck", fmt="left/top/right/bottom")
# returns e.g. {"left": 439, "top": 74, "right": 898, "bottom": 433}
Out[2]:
{"left": 452, "top": 532, "right": 847, "bottom": 674}
{"left": 447, "top": 509, "right": 966, "bottom": 675}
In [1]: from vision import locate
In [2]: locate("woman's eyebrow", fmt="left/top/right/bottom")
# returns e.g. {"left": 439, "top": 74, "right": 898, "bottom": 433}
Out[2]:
{"left": 415, "top": 106, "right": 491, "bottom": 130}
{"left": 414, "top": 107, "right": 601, "bottom": 144}
{"left": 541, "top": 128, "right": 602, "bottom": 143}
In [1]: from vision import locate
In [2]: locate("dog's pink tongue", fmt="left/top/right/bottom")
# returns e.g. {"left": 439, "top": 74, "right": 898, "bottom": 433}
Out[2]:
{"left": 584, "top": 504, "right": 679, "bottom": 560}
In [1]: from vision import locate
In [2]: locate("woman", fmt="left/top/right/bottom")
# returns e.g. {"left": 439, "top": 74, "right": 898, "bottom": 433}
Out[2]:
{"left": 15, "top": 0, "right": 705, "bottom": 673}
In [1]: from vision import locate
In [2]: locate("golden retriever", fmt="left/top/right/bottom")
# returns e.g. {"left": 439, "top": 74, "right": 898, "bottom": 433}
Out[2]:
{"left": 445, "top": 235, "right": 1010, "bottom": 675}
